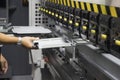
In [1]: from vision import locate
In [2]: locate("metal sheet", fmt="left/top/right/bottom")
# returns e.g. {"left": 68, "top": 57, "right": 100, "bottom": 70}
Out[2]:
{"left": 12, "top": 26, "right": 52, "bottom": 34}
{"left": 33, "top": 37, "right": 71, "bottom": 49}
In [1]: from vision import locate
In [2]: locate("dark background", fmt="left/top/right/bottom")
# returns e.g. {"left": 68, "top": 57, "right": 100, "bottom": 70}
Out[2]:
{"left": 0, "top": 0, "right": 31, "bottom": 75}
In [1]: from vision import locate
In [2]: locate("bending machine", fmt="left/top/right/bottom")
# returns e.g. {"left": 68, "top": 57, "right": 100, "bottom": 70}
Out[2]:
{"left": 1, "top": 0, "right": 120, "bottom": 80}
{"left": 28, "top": 0, "right": 120, "bottom": 80}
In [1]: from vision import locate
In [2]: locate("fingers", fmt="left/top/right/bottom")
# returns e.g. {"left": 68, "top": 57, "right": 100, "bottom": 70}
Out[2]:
{"left": 2, "top": 61, "right": 8, "bottom": 74}
{"left": 21, "top": 37, "right": 40, "bottom": 48}
{"left": 0, "top": 61, "right": 7, "bottom": 74}
{"left": 31, "top": 37, "right": 39, "bottom": 48}
{"left": 0, "top": 55, "right": 8, "bottom": 74}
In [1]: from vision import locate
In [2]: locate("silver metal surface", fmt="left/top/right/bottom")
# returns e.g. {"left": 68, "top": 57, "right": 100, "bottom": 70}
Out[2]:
{"left": 77, "top": 44, "right": 120, "bottom": 80}
{"left": 29, "top": 0, "right": 49, "bottom": 26}
{"left": 30, "top": 49, "right": 43, "bottom": 65}
{"left": 102, "top": 53, "right": 120, "bottom": 66}
{"left": 29, "top": 49, "right": 43, "bottom": 80}
{"left": 12, "top": 26, "right": 52, "bottom": 34}
{"left": 33, "top": 68, "right": 41, "bottom": 80}
{"left": 33, "top": 37, "right": 72, "bottom": 49}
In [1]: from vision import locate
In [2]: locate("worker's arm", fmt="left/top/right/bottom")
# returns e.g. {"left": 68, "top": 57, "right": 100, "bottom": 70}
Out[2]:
{"left": 0, "top": 33, "right": 39, "bottom": 74}
{"left": 0, "top": 33, "right": 39, "bottom": 48}
{"left": 0, "top": 33, "right": 19, "bottom": 43}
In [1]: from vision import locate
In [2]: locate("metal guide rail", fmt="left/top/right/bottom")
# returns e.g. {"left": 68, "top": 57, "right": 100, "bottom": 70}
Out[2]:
{"left": 77, "top": 44, "right": 120, "bottom": 80}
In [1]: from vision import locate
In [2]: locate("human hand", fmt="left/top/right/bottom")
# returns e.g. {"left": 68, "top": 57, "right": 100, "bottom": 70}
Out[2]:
{"left": 0, "top": 54, "right": 8, "bottom": 74}
{"left": 21, "top": 37, "right": 39, "bottom": 48}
